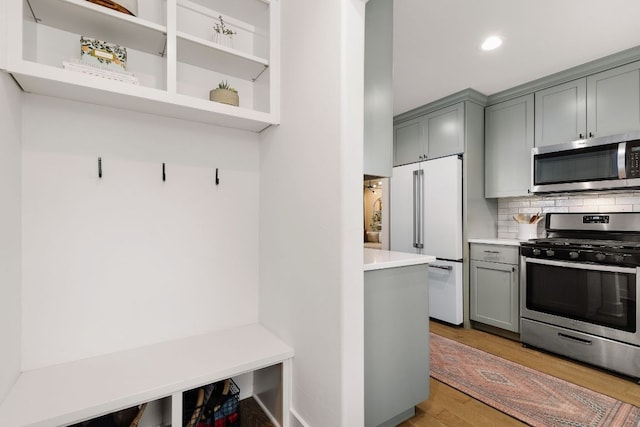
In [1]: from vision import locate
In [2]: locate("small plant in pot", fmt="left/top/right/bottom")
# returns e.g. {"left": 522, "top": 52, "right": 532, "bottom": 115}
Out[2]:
{"left": 209, "top": 80, "right": 239, "bottom": 106}
{"left": 213, "top": 15, "right": 236, "bottom": 47}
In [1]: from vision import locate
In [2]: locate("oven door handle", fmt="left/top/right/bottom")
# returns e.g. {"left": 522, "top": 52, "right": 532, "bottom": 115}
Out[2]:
{"left": 558, "top": 332, "right": 593, "bottom": 346}
{"left": 524, "top": 257, "right": 637, "bottom": 274}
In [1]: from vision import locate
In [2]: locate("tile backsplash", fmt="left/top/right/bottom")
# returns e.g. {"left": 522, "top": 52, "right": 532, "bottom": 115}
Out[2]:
{"left": 498, "top": 190, "right": 640, "bottom": 239}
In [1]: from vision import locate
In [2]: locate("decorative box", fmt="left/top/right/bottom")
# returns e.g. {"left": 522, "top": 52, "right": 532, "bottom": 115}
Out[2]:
{"left": 80, "top": 36, "right": 127, "bottom": 72}
{"left": 86, "top": 0, "right": 138, "bottom": 16}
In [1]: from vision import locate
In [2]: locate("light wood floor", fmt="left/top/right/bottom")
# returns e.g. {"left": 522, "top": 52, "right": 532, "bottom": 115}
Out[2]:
{"left": 399, "top": 321, "right": 640, "bottom": 426}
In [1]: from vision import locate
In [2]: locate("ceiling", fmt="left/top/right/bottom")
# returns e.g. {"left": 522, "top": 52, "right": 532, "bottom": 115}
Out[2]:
{"left": 393, "top": 0, "right": 640, "bottom": 116}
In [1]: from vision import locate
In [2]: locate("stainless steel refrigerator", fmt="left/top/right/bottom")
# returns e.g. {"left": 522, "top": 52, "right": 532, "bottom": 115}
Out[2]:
{"left": 390, "top": 155, "right": 463, "bottom": 325}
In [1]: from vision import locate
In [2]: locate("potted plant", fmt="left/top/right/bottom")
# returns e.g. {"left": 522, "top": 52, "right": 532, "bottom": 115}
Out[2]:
{"left": 209, "top": 80, "right": 239, "bottom": 106}
{"left": 212, "top": 15, "right": 236, "bottom": 47}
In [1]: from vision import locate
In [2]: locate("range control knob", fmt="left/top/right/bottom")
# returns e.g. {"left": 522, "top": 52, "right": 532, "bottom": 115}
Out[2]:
{"left": 532, "top": 248, "right": 541, "bottom": 256}
{"left": 595, "top": 253, "right": 607, "bottom": 262}
{"left": 614, "top": 254, "right": 625, "bottom": 263}
{"left": 569, "top": 251, "right": 579, "bottom": 259}
{"left": 546, "top": 249, "right": 555, "bottom": 257}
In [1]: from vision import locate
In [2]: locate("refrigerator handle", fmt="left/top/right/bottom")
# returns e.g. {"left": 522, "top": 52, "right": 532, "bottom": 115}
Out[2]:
{"left": 418, "top": 169, "right": 424, "bottom": 249}
{"left": 412, "top": 170, "right": 418, "bottom": 248}
{"left": 413, "top": 169, "right": 424, "bottom": 249}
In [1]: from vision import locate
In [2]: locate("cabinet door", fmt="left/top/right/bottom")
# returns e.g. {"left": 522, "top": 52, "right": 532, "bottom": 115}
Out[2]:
{"left": 535, "top": 79, "right": 587, "bottom": 147}
{"left": 393, "top": 118, "right": 426, "bottom": 166}
{"left": 364, "top": 265, "right": 429, "bottom": 427}
{"left": 587, "top": 61, "right": 640, "bottom": 138}
{"left": 485, "top": 94, "right": 534, "bottom": 198}
{"left": 364, "top": 0, "right": 393, "bottom": 177}
{"left": 470, "top": 260, "right": 519, "bottom": 332}
{"left": 424, "top": 103, "right": 464, "bottom": 159}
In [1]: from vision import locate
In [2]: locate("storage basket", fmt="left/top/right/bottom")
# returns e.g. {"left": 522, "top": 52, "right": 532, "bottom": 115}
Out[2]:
{"left": 183, "top": 378, "right": 240, "bottom": 427}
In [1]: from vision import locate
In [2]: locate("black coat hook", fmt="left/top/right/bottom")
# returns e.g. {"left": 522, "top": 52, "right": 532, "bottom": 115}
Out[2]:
{"left": 215, "top": 168, "right": 220, "bottom": 185}
{"left": 98, "top": 157, "right": 102, "bottom": 178}
{"left": 162, "top": 163, "right": 166, "bottom": 181}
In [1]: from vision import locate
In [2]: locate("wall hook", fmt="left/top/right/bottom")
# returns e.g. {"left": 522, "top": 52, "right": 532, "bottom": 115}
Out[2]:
{"left": 98, "top": 157, "right": 102, "bottom": 178}
{"left": 162, "top": 163, "right": 166, "bottom": 181}
{"left": 215, "top": 168, "right": 220, "bottom": 185}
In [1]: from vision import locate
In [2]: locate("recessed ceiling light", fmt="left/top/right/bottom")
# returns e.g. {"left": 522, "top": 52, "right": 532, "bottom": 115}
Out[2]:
{"left": 481, "top": 35, "right": 503, "bottom": 51}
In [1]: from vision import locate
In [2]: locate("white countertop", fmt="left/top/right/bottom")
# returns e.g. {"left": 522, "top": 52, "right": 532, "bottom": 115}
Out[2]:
{"left": 468, "top": 238, "right": 523, "bottom": 246}
{"left": 364, "top": 248, "right": 436, "bottom": 271}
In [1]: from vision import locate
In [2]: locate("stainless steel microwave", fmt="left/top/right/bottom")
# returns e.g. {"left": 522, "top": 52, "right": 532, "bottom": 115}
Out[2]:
{"left": 531, "top": 132, "right": 640, "bottom": 193}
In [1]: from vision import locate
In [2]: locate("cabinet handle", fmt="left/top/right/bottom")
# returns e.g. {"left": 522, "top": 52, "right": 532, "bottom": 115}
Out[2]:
{"left": 483, "top": 250, "right": 500, "bottom": 254}
{"left": 512, "top": 266, "right": 516, "bottom": 272}
{"left": 589, "top": 132, "right": 594, "bottom": 138}
{"left": 579, "top": 133, "right": 584, "bottom": 139}
{"left": 429, "top": 264, "right": 453, "bottom": 271}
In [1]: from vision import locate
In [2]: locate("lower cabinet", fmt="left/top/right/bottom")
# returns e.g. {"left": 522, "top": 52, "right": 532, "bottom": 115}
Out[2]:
{"left": 470, "top": 243, "right": 520, "bottom": 333}
{"left": 365, "top": 264, "right": 430, "bottom": 427}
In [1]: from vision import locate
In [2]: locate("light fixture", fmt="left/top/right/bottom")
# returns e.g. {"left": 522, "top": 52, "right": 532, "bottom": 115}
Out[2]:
{"left": 364, "top": 179, "right": 378, "bottom": 193}
{"left": 481, "top": 35, "right": 502, "bottom": 51}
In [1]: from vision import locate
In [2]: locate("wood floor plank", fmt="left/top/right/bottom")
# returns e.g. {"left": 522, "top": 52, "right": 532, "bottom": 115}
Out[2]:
{"left": 399, "top": 321, "right": 640, "bottom": 426}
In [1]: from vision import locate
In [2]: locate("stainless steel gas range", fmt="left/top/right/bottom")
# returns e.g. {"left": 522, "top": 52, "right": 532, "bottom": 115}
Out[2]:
{"left": 520, "top": 212, "right": 640, "bottom": 379}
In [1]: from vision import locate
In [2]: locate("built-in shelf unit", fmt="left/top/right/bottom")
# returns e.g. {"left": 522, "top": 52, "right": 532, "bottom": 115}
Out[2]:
{"left": 5, "top": 0, "right": 280, "bottom": 132}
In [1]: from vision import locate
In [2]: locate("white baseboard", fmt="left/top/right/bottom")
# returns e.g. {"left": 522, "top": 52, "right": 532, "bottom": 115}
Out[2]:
{"left": 253, "top": 393, "right": 281, "bottom": 427}
{"left": 289, "top": 407, "right": 312, "bottom": 427}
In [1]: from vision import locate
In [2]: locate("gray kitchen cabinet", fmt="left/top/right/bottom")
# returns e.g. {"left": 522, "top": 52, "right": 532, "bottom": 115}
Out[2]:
{"left": 535, "top": 61, "right": 640, "bottom": 146}
{"left": 424, "top": 103, "right": 465, "bottom": 159}
{"left": 365, "top": 264, "right": 429, "bottom": 427}
{"left": 535, "top": 79, "right": 587, "bottom": 147}
{"left": 470, "top": 243, "right": 519, "bottom": 333}
{"left": 587, "top": 61, "right": 640, "bottom": 138}
{"left": 485, "top": 94, "right": 534, "bottom": 198}
{"left": 364, "top": 0, "right": 393, "bottom": 177}
{"left": 393, "top": 103, "right": 465, "bottom": 166}
{"left": 393, "top": 117, "right": 427, "bottom": 166}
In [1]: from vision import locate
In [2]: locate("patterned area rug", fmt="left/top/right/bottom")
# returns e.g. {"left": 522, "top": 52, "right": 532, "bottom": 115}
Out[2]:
{"left": 430, "top": 333, "right": 640, "bottom": 427}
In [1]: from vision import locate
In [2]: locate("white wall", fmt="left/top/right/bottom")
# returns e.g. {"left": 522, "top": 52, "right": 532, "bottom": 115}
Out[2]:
{"left": 21, "top": 94, "right": 261, "bottom": 369}
{"left": 0, "top": 71, "right": 22, "bottom": 402}
{"left": 0, "top": 0, "right": 6, "bottom": 70}
{"left": 498, "top": 190, "right": 640, "bottom": 238}
{"left": 259, "top": 0, "right": 365, "bottom": 426}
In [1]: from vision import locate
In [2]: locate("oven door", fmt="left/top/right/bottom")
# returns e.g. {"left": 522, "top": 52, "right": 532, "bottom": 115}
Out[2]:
{"left": 521, "top": 257, "right": 640, "bottom": 346}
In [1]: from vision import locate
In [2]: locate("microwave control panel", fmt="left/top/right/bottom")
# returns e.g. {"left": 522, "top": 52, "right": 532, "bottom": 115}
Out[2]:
{"left": 626, "top": 140, "right": 640, "bottom": 178}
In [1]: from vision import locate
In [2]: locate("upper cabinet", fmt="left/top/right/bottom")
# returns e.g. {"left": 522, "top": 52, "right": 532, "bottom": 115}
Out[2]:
{"left": 535, "top": 61, "right": 640, "bottom": 146}
{"left": 393, "top": 102, "right": 464, "bottom": 166}
{"left": 485, "top": 94, "right": 534, "bottom": 198}
{"left": 4, "top": 0, "right": 279, "bottom": 132}
{"left": 424, "top": 103, "right": 464, "bottom": 160}
{"left": 587, "top": 61, "right": 640, "bottom": 138}
{"left": 393, "top": 117, "right": 426, "bottom": 166}
{"left": 534, "top": 79, "right": 586, "bottom": 147}
{"left": 364, "top": 0, "right": 393, "bottom": 178}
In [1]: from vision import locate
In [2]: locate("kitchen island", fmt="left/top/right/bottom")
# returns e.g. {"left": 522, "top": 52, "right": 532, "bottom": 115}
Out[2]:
{"left": 363, "top": 248, "right": 435, "bottom": 427}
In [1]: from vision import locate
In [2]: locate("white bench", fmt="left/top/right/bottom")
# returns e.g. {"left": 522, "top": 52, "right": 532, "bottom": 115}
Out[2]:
{"left": 0, "top": 323, "right": 293, "bottom": 427}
